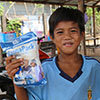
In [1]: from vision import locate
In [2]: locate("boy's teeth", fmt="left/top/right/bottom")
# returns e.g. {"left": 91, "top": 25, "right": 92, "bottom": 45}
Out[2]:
{"left": 64, "top": 43, "right": 73, "bottom": 46}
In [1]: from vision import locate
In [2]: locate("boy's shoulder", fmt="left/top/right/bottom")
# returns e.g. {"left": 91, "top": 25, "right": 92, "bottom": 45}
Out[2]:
{"left": 41, "top": 57, "right": 54, "bottom": 64}
{"left": 41, "top": 57, "right": 56, "bottom": 73}
{"left": 84, "top": 56, "right": 100, "bottom": 63}
{"left": 83, "top": 55, "right": 100, "bottom": 67}
{"left": 83, "top": 56, "right": 100, "bottom": 74}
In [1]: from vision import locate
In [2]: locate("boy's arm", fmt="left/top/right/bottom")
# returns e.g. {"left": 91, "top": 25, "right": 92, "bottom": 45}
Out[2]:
{"left": 14, "top": 84, "right": 28, "bottom": 100}
{"left": 5, "top": 56, "right": 40, "bottom": 100}
{"left": 5, "top": 56, "right": 29, "bottom": 100}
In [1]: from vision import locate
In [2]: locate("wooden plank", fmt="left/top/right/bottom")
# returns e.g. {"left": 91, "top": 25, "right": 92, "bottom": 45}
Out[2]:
{"left": 93, "top": 0, "right": 100, "bottom": 6}
{"left": 85, "top": 0, "right": 96, "bottom": 3}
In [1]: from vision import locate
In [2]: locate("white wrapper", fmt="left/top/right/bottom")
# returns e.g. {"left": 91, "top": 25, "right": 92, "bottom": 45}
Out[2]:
{"left": 0, "top": 32, "right": 47, "bottom": 87}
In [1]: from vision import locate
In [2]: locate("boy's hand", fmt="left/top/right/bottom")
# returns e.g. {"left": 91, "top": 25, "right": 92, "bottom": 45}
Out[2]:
{"left": 5, "top": 56, "right": 24, "bottom": 79}
{"left": 5, "top": 56, "right": 28, "bottom": 100}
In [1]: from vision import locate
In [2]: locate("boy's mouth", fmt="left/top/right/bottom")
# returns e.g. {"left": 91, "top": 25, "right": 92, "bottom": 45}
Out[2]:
{"left": 63, "top": 42, "right": 73, "bottom": 47}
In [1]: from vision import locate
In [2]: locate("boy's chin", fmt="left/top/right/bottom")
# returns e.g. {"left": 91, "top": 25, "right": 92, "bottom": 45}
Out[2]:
{"left": 61, "top": 50, "right": 78, "bottom": 55}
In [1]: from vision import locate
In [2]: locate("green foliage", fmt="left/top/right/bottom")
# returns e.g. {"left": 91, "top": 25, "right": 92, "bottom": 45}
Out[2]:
{"left": 36, "top": 4, "right": 44, "bottom": 8}
{"left": 86, "top": 7, "right": 93, "bottom": 17}
{"left": 85, "top": 7, "right": 100, "bottom": 34}
{"left": 64, "top": 5, "right": 77, "bottom": 9}
{"left": 6, "top": 18, "right": 22, "bottom": 37}
{"left": 0, "top": 3, "right": 4, "bottom": 16}
{"left": 95, "top": 8, "right": 100, "bottom": 26}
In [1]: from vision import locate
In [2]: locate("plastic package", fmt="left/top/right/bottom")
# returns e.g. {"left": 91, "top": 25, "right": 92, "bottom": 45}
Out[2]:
{"left": 0, "top": 32, "right": 47, "bottom": 87}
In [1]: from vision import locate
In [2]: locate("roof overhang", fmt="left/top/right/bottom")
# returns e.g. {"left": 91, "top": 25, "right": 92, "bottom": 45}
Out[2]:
{"left": 0, "top": 0, "right": 100, "bottom": 7}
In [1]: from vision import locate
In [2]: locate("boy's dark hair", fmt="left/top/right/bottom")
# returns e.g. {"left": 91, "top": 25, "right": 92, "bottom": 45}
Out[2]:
{"left": 49, "top": 7, "right": 85, "bottom": 38}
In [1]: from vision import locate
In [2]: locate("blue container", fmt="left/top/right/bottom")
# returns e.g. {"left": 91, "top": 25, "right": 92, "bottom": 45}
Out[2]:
{"left": 0, "top": 32, "right": 16, "bottom": 43}
{"left": 4, "top": 32, "right": 16, "bottom": 42}
{"left": 0, "top": 33, "right": 5, "bottom": 42}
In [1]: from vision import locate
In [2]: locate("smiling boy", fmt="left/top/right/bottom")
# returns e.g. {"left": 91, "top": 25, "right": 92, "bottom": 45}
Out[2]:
{"left": 6, "top": 7, "right": 100, "bottom": 100}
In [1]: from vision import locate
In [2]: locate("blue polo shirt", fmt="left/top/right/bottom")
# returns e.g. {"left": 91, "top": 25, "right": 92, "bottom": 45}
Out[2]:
{"left": 25, "top": 55, "right": 100, "bottom": 100}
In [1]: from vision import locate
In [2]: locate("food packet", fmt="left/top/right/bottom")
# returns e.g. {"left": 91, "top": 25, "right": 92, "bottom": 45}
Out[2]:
{"left": 0, "top": 32, "right": 47, "bottom": 87}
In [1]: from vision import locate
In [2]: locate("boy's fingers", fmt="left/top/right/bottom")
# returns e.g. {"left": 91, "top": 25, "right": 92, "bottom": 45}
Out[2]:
{"left": 5, "top": 56, "right": 16, "bottom": 64}
{"left": 5, "top": 56, "right": 24, "bottom": 79}
{"left": 6, "top": 58, "right": 24, "bottom": 71}
{"left": 5, "top": 55, "right": 15, "bottom": 60}
{"left": 11, "top": 58, "right": 24, "bottom": 65}
{"left": 5, "top": 56, "right": 24, "bottom": 65}
{"left": 6, "top": 62, "right": 23, "bottom": 75}
{"left": 8, "top": 68, "right": 19, "bottom": 79}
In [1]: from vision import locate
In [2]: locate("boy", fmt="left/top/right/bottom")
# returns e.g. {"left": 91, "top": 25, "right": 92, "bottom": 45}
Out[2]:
{"left": 5, "top": 7, "right": 100, "bottom": 100}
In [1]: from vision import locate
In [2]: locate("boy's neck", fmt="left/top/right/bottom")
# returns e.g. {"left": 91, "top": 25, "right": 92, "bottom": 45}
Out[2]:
{"left": 58, "top": 53, "right": 81, "bottom": 63}
{"left": 57, "top": 53, "right": 83, "bottom": 78}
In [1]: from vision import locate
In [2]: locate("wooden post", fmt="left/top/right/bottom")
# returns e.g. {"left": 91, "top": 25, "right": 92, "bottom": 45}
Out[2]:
{"left": 92, "top": 7, "right": 96, "bottom": 49}
{"left": 0, "top": 47, "right": 3, "bottom": 66}
{"left": 78, "top": 0, "right": 84, "bottom": 12}
{"left": 42, "top": 13, "right": 46, "bottom": 35}
{"left": 44, "top": 14, "right": 48, "bottom": 35}
{"left": 1, "top": 15, "right": 6, "bottom": 32}
{"left": 0, "top": 13, "right": 7, "bottom": 66}
{"left": 78, "top": 0, "right": 86, "bottom": 55}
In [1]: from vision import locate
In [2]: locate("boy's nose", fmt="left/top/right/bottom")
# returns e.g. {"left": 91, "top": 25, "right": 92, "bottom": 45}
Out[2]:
{"left": 64, "top": 32, "right": 71, "bottom": 39}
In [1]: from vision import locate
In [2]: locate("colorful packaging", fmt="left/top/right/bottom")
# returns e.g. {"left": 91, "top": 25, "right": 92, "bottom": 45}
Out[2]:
{"left": 4, "top": 31, "right": 16, "bottom": 43}
{"left": 0, "top": 32, "right": 47, "bottom": 87}
{"left": 0, "top": 33, "right": 5, "bottom": 42}
{"left": 0, "top": 31, "right": 16, "bottom": 43}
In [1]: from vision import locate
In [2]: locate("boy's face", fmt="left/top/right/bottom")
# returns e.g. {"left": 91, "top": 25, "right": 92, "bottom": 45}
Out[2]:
{"left": 51, "top": 21, "right": 84, "bottom": 55}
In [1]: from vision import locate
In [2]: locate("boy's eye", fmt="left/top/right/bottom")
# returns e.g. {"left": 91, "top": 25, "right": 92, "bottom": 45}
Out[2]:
{"left": 56, "top": 31, "right": 63, "bottom": 34}
{"left": 70, "top": 30, "right": 78, "bottom": 33}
